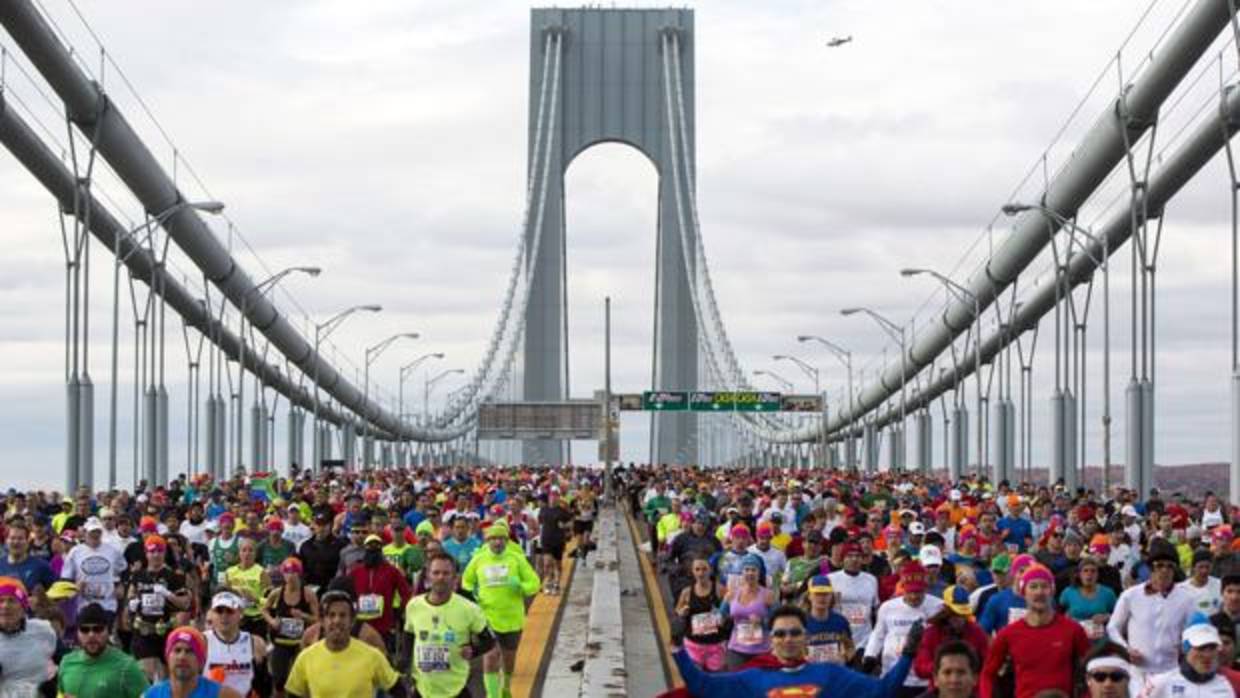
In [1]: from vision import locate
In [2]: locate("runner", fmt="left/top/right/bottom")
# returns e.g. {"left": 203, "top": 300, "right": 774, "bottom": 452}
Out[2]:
{"left": 347, "top": 533, "right": 413, "bottom": 652}
{"left": 675, "top": 555, "right": 727, "bottom": 671}
{"left": 124, "top": 534, "right": 192, "bottom": 681}
{"left": 404, "top": 552, "right": 499, "bottom": 698}
{"left": 60, "top": 515, "right": 127, "bottom": 618}
{"left": 203, "top": 591, "right": 270, "bottom": 697}
{"left": 285, "top": 588, "right": 404, "bottom": 698}
{"left": 224, "top": 536, "right": 271, "bottom": 638}
{"left": 260, "top": 557, "right": 318, "bottom": 698}
{"left": 461, "top": 520, "right": 540, "bottom": 698}
{"left": 143, "top": 625, "right": 244, "bottom": 698}
{"left": 0, "top": 577, "right": 59, "bottom": 695}
{"left": 58, "top": 602, "right": 151, "bottom": 697}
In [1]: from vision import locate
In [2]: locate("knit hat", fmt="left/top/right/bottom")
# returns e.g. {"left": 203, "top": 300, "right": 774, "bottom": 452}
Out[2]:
{"left": 144, "top": 534, "right": 167, "bottom": 552}
{"left": 730, "top": 523, "right": 752, "bottom": 540}
{"left": 0, "top": 576, "right": 29, "bottom": 610}
{"left": 280, "top": 557, "right": 304, "bottom": 575}
{"left": 1010, "top": 554, "right": 1037, "bottom": 579}
{"left": 165, "top": 626, "right": 207, "bottom": 667}
{"left": 1018, "top": 564, "right": 1054, "bottom": 594}
{"left": 485, "top": 521, "right": 510, "bottom": 540}
{"left": 989, "top": 553, "right": 1012, "bottom": 574}
{"left": 741, "top": 553, "right": 765, "bottom": 572}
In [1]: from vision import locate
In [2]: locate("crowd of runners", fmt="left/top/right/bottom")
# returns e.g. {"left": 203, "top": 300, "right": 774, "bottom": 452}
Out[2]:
{"left": 0, "top": 464, "right": 602, "bottom": 698}
{"left": 632, "top": 469, "right": 1240, "bottom": 698}
{"left": 2, "top": 463, "right": 1240, "bottom": 698}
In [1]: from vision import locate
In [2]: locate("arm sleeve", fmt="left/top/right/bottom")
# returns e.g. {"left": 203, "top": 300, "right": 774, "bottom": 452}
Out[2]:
{"left": 517, "top": 554, "right": 541, "bottom": 597}
{"left": 979, "top": 629, "right": 1008, "bottom": 698}
{"left": 672, "top": 648, "right": 745, "bottom": 698}
{"left": 125, "top": 657, "right": 152, "bottom": 695}
{"left": 867, "top": 654, "right": 913, "bottom": 698}
{"left": 373, "top": 650, "right": 400, "bottom": 691}
{"left": 864, "top": 604, "right": 886, "bottom": 659}
{"left": 1106, "top": 591, "right": 1129, "bottom": 647}
{"left": 912, "top": 626, "right": 937, "bottom": 679}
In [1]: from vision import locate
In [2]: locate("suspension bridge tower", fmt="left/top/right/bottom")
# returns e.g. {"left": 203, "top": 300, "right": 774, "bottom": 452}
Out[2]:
{"left": 522, "top": 8, "right": 700, "bottom": 465}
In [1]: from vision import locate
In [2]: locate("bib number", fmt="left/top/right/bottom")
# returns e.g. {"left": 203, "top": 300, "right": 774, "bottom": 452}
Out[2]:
{"left": 140, "top": 592, "right": 164, "bottom": 615}
{"left": 358, "top": 593, "right": 383, "bottom": 616}
{"left": 1080, "top": 619, "right": 1104, "bottom": 640}
{"left": 1007, "top": 608, "right": 1027, "bottom": 626}
{"left": 808, "top": 642, "right": 842, "bottom": 664}
{"left": 690, "top": 611, "right": 721, "bottom": 636}
{"left": 416, "top": 643, "right": 451, "bottom": 673}
{"left": 843, "top": 604, "right": 869, "bottom": 627}
{"left": 735, "top": 620, "right": 764, "bottom": 645}
{"left": 482, "top": 564, "right": 510, "bottom": 588}
{"left": 279, "top": 617, "right": 305, "bottom": 638}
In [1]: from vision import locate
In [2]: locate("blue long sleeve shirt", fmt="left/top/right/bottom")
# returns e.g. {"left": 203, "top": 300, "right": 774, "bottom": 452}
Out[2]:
{"left": 978, "top": 587, "right": 1026, "bottom": 634}
{"left": 674, "top": 648, "right": 911, "bottom": 698}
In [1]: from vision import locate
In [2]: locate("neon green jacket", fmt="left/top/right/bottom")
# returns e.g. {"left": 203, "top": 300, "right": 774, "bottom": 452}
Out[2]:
{"left": 461, "top": 544, "right": 540, "bottom": 632}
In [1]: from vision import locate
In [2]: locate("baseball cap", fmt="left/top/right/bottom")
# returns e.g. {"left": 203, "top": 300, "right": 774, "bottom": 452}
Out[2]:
{"left": 363, "top": 534, "right": 383, "bottom": 546}
{"left": 83, "top": 517, "right": 104, "bottom": 533}
{"left": 211, "top": 592, "right": 243, "bottom": 611}
{"left": 909, "top": 522, "right": 926, "bottom": 536}
{"left": 808, "top": 575, "right": 834, "bottom": 594}
{"left": 1183, "top": 623, "right": 1221, "bottom": 649}
{"left": 919, "top": 545, "right": 943, "bottom": 567}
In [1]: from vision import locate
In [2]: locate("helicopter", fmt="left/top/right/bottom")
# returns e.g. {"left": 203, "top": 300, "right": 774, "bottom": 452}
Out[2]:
{"left": 826, "top": 36, "right": 853, "bottom": 47}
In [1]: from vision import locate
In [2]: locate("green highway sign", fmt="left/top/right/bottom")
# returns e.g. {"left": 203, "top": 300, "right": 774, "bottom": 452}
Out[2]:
{"left": 636, "top": 391, "right": 784, "bottom": 411}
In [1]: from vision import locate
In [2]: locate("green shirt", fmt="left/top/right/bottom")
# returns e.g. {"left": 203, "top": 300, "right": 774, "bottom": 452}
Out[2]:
{"left": 58, "top": 646, "right": 149, "bottom": 698}
{"left": 259, "top": 538, "right": 294, "bottom": 568}
{"left": 460, "top": 544, "right": 540, "bottom": 633}
{"left": 403, "top": 593, "right": 489, "bottom": 697}
{"left": 383, "top": 542, "right": 425, "bottom": 579}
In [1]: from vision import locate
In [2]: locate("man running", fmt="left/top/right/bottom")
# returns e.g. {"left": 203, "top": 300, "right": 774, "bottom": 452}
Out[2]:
{"left": 0, "top": 577, "right": 59, "bottom": 695}
{"left": 143, "top": 626, "right": 243, "bottom": 698}
{"left": 285, "top": 588, "right": 404, "bottom": 698}
{"left": 461, "top": 520, "right": 540, "bottom": 698}
{"left": 204, "top": 591, "right": 270, "bottom": 697}
{"left": 125, "top": 534, "right": 193, "bottom": 681}
{"left": 405, "top": 552, "right": 499, "bottom": 698}
{"left": 61, "top": 516, "right": 127, "bottom": 618}
{"left": 58, "top": 602, "right": 150, "bottom": 697}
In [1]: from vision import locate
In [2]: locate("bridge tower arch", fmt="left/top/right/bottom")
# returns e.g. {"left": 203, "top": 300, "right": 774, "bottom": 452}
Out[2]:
{"left": 522, "top": 7, "right": 699, "bottom": 465}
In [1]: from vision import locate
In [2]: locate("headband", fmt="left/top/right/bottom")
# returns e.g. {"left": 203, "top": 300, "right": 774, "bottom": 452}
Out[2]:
{"left": 1085, "top": 657, "right": 1132, "bottom": 675}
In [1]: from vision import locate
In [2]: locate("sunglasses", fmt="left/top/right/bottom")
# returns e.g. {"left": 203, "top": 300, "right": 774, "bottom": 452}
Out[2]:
{"left": 79, "top": 624, "right": 108, "bottom": 635}
{"left": 770, "top": 628, "right": 805, "bottom": 639}
{"left": 1088, "top": 671, "right": 1128, "bottom": 683}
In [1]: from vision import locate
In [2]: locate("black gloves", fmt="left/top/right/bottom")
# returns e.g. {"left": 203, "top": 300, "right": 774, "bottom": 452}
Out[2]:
{"left": 861, "top": 656, "right": 880, "bottom": 675}
{"left": 901, "top": 621, "right": 924, "bottom": 659}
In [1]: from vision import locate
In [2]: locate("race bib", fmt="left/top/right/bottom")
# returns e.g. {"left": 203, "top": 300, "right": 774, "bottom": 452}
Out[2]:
{"left": 1007, "top": 608, "right": 1027, "bottom": 626}
{"left": 808, "top": 642, "right": 843, "bottom": 664}
{"left": 1080, "top": 619, "right": 1104, "bottom": 640}
{"left": 482, "top": 564, "right": 510, "bottom": 588}
{"left": 842, "top": 604, "right": 869, "bottom": 627}
{"left": 216, "top": 571, "right": 228, "bottom": 587}
{"left": 415, "top": 643, "right": 451, "bottom": 673}
{"left": 279, "top": 618, "right": 305, "bottom": 638}
{"left": 735, "top": 620, "right": 764, "bottom": 645}
{"left": 141, "top": 592, "right": 165, "bottom": 615}
{"left": 358, "top": 594, "right": 384, "bottom": 616}
{"left": 690, "top": 611, "right": 721, "bottom": 636}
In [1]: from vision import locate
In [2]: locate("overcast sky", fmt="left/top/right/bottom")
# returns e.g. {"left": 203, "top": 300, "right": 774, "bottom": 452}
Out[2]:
{"left": 1, "top": 0, "right": 1237, "bottom": 490}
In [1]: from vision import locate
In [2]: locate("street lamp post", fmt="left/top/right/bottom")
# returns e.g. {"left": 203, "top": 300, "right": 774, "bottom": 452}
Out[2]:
{"left": 108, "top": 200, "right": 224, "bottom": 488}
{"left": 798, "top": 335, "right": 855, "bottom": 469}
{"left": 312, "top": 304, "right": 382, "bottom": 472}
{"left": 754, "top": 370, "right": 794, "bottom": 468}
{"left": 773, "top": 354, "right": 824, "bottom": 468}
{"left": 900, "top": 268, "right": 984, "bottom": 477}
{"left": 399, "top": 352, "right": 445, "bottom": 462}
{"left": 425, "top": 369, "right": 465, "bottom": 467}
{"left": 238, "top": 266, "right": 321, "bottom": 471}
{"left": 363, "top": 332, "right": 420, "bottom": 468}
{"left": 1004, "top": 202, "right": 1111, "bottom": 492}
{"left": 841, "top": 307, "right": 907, "bottom": 471}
